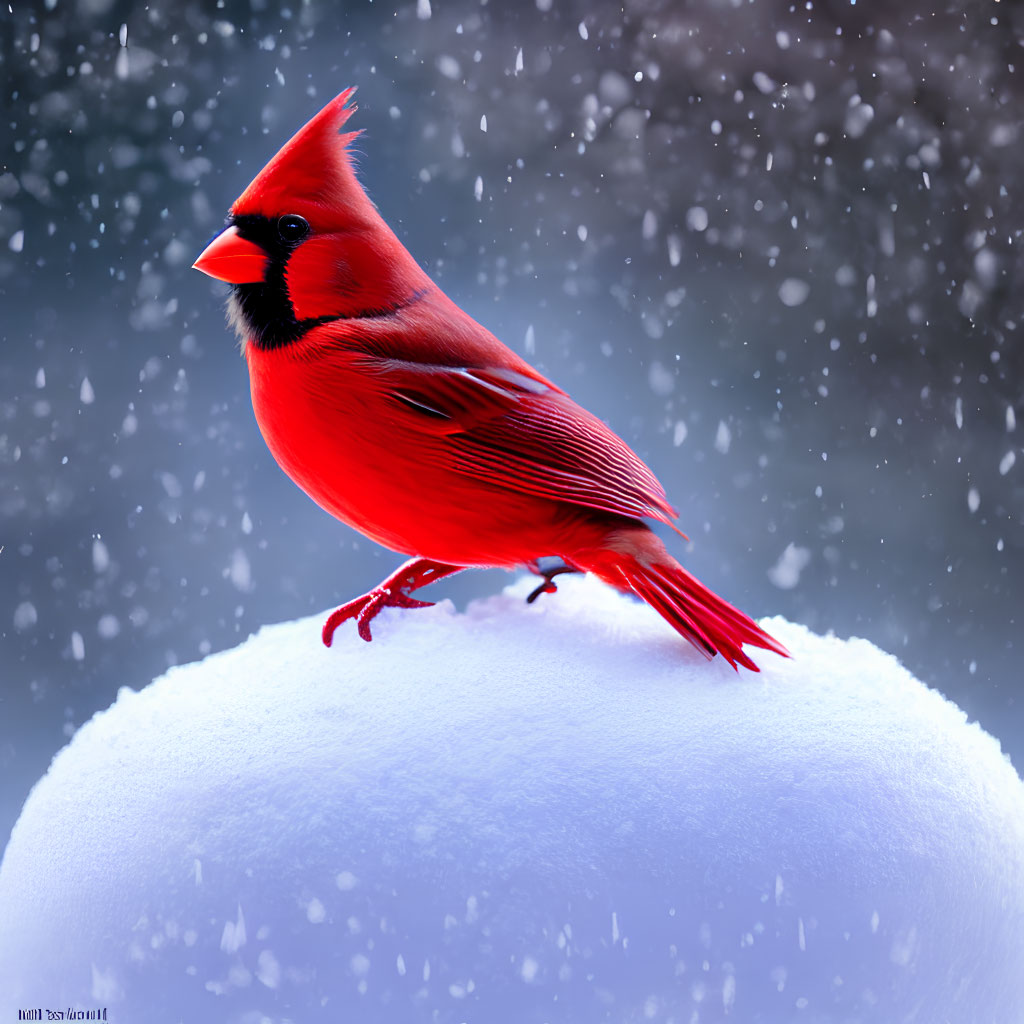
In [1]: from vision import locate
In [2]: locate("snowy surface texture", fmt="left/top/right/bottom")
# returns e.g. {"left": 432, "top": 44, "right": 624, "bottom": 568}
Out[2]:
{"left": 3, "top": 0, "right": 1023, "bottom": 852}
{"left": 2, "top": 576, "right": 1022, "bottom": 1023}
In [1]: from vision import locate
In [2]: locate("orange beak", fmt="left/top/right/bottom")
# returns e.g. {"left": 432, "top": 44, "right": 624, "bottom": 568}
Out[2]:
{"left": 192, "top": 225, "right": 269, "bottom": 284}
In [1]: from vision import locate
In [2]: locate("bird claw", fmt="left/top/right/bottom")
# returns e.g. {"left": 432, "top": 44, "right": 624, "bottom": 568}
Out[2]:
{"left": 322, "top": 587, "right": 436, "bottom": 646}
{"left": 388, "top": 592, "right": 435, "bottom": 610}
{"left": 525, "top": 564, "right": 578, "bottom": 605}
{"left": 321, "top": 557, "right": 465, "bottom": 647}
{"left": 526, "top": 580, "right": 557, "bottom": 604}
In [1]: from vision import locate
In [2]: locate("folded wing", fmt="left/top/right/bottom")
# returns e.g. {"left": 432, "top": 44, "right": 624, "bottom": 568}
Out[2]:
{"left": 361, "top": 356, "right": 678, "bottom": 525}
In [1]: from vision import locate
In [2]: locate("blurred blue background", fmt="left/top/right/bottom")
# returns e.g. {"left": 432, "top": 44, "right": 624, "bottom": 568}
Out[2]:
{"left": 2, "top": 0, "right": 1021, "bottom": 847}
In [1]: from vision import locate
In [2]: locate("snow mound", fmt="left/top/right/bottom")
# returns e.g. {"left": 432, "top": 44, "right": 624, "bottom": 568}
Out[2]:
{"left": 1, "top": 574, "right": 1022, "bottom": 1023}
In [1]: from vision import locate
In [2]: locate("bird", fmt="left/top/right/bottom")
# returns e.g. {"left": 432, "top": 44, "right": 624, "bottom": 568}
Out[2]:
{"left": 193, "top": 88, "right": 788, "bottom": 671}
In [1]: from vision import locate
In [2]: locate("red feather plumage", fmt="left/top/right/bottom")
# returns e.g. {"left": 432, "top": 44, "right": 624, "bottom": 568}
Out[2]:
{"left": 194, "top": 89, "right": 788, "bottom": 671}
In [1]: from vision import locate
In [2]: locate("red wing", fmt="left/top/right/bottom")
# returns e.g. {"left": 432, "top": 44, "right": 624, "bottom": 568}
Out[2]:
{"left": 362, "top": 356, "right": 678, "bottom": 524}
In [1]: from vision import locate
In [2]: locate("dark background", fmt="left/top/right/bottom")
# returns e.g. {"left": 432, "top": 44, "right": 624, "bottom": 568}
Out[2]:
{"left": 2, "top": 0, "right": 1021, "bottom": 849}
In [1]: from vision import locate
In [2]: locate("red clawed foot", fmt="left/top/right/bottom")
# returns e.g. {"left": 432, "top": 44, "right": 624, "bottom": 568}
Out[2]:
{"left": 322, "top": 557, "right": 466, "bottom": 647}
{"left": 525, "top": 562, "right": 580, "bottom": 605}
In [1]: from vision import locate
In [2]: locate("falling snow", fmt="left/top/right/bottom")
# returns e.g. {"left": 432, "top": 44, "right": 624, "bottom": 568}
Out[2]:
{"left": 685, "top": 206, "right": 709, "bottom": 232}
{"left": 714, "top": 420, "right": 732, "bottom": 454}
{"left": 437, "top": 55, "right": 460, "bottom": 80}
{"left": 2, "top": 0, "right": 1021, "bottom": 947}
{"left": 778, "top": 278, "right": 811, "bottom": 307}
{"left": 768, "top": 544, "right": 813, "bottom": 590}
{"left": 91, "top": 539, "right": 110, "bottom": 574}
{"left": 13, "top": 602, "right": 37, "bottom": 632}
{"left": 844, "top": 98, "right": 875, "bottom": 139}
{"left": 524, "top": 324, "right": 536, "bottom": 355}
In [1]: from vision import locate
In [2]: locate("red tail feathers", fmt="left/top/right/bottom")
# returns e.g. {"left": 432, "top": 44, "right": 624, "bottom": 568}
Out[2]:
{"left": 576, "top": 529, "right": 789, "bottom": 672}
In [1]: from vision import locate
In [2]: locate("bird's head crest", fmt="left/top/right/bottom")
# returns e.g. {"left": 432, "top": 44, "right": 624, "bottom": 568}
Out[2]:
{"left": 231, "top": 88, "right": 371, "bottom": 224}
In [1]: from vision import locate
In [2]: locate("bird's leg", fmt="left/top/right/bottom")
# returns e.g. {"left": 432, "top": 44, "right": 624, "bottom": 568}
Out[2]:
{"left": 322, "top": 557, "right": 466, "bottom": 647}
{"left": 525, "top": 563, "right": 580, "bottom": 605}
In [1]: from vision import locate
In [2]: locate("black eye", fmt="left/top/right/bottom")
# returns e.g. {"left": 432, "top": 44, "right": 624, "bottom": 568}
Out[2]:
{"left": 277, "top": 214, "right": 309, "bottom": 243}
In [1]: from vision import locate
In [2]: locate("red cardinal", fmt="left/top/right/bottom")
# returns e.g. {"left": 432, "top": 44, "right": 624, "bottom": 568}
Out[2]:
{"left": 193, "top": 89, "right": 787, "bottom": 671}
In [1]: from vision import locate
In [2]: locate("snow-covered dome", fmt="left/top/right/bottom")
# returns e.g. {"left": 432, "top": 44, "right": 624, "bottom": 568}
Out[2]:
{"left": 1, "top": 575, "right": 1021, "bottom": 1022}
